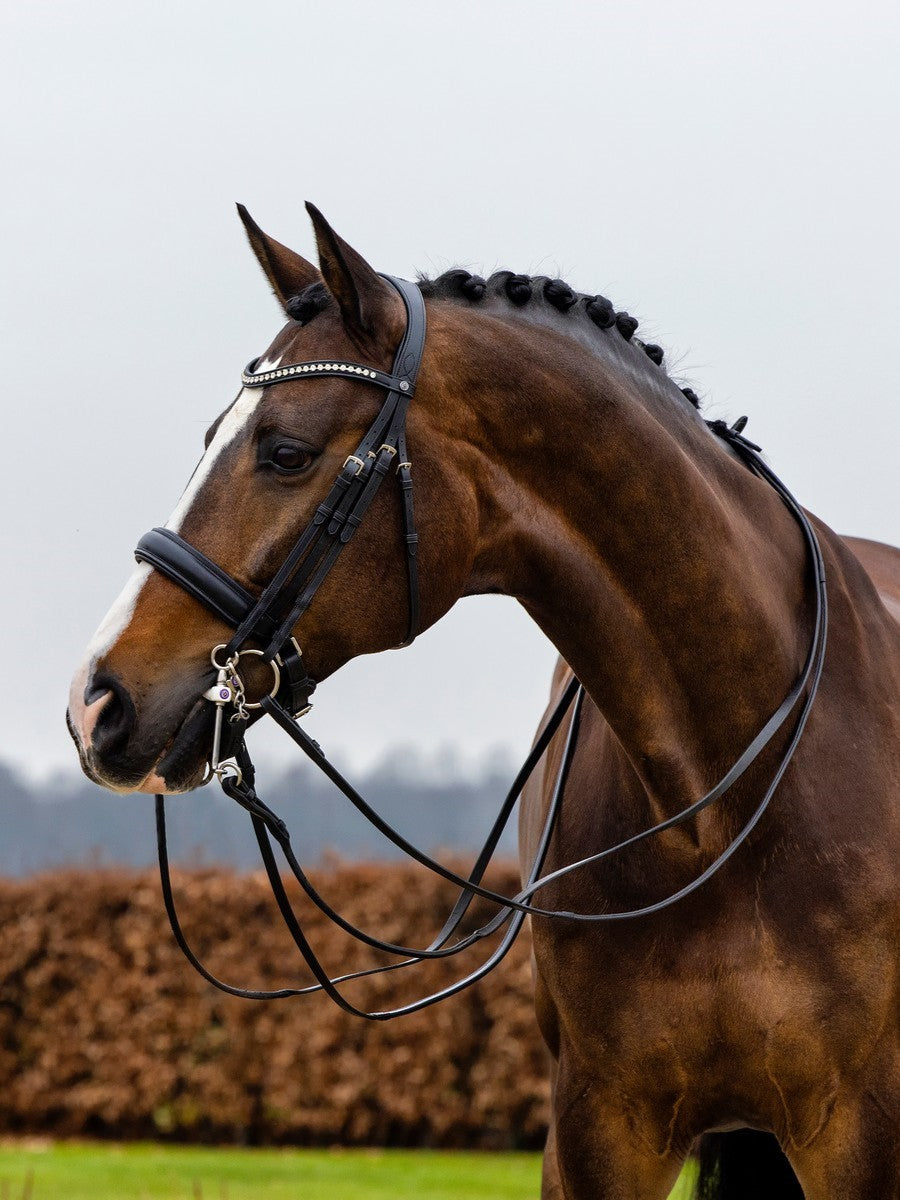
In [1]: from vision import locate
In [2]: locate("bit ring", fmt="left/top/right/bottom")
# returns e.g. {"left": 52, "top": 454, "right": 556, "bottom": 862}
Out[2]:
{"left": 211, "top": 643, "right": 234, "bottom": 671}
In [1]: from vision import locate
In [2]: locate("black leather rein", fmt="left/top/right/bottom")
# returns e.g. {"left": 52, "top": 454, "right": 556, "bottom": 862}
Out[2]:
{"left": 136, "top": 275, "right": 828, "bottom": 1020}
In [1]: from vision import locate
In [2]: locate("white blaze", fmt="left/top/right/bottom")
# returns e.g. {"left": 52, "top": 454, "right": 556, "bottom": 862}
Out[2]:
{"left": 69, "top": 356, "right": 281, "bottom": 729}
{"left": 165, "top": 367, "right": 277, "bottom": 533}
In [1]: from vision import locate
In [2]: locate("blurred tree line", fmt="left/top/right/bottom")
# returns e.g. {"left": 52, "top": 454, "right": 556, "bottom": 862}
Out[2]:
{"left": 0, "top": 751, "right": 518, "bottom": 876}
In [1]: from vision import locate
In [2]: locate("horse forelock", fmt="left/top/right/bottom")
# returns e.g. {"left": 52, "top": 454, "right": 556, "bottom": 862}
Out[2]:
{"left": 285, "top": 282, "right": 331, "bottom": 325}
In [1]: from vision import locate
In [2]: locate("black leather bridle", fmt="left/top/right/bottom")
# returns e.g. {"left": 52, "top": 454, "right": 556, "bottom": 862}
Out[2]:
{"left": 136, "top": 274, "right": 427, "bottom": 730}
{"left": 134, "top": 274, "right": 828, "bottom": 1020}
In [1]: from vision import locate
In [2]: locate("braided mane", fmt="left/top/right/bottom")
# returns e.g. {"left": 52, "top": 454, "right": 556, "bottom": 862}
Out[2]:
{"left": 285, "top": 270, "right": 701, "bottom": 411}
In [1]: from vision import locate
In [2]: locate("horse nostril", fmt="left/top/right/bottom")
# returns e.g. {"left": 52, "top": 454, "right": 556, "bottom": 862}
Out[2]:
{"left": 84, "top": 676, "right": 136, "bottom": 757}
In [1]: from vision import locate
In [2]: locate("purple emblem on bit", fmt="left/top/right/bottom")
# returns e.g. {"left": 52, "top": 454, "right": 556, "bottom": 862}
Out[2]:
{"left": 219, "top": 688, "right": 231, "bottom": 700}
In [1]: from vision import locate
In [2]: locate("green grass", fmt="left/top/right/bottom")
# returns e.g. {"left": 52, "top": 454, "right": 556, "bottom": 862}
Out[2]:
{"left": 0, "top": 1142, "right": 698, "bottom": 1199}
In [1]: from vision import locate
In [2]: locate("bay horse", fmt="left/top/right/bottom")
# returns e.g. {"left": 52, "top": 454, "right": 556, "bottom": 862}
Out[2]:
{"left": 67, "top": 204, "right": 900, "bottom": 1198}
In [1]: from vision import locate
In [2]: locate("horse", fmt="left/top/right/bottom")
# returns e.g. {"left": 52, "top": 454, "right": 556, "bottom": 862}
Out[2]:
{"left": 67, "top": 203, "right": 900, "bottom": 1198}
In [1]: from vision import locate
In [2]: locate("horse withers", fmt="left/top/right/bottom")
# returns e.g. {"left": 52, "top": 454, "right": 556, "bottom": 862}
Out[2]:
{"left": 68, "top": 205, "right": 900, "bottom": 1198}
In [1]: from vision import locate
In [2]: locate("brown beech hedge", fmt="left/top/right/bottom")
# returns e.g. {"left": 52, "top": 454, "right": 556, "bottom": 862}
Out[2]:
{"left": 0, "top": 863, "right": 550, "bottom": 1147}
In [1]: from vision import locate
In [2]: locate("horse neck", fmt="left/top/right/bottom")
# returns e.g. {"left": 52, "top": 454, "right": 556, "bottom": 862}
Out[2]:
{"left": 448, "top": 313, "right": 810, "bottom": 813}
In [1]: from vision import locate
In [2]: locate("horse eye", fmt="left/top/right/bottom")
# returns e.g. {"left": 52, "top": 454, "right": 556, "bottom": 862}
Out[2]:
{"left": 269, "top": 442, "right": 314, "bottom": 473}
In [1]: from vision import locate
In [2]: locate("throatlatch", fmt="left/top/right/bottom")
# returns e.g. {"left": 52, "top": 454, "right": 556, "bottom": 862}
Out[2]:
{"left": 136, "top": 274, "right": 828, "bottom": 1020}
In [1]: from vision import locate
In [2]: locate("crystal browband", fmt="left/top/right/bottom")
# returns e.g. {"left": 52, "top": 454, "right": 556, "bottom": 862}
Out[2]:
{"left": 241, "top": 358, "right": 413, "bottom": 393}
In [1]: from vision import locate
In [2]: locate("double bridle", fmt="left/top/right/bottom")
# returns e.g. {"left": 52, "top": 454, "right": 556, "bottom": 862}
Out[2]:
{"left": 136, "top": 274, "right": 427, "bottom": 755}
{"left": 134, "top": 274, "right": 828, "bottom": 1020}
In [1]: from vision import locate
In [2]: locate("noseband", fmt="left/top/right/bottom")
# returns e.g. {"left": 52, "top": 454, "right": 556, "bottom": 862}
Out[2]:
{"left": 133, "top": 273, "right": 828, "bottom": 1020}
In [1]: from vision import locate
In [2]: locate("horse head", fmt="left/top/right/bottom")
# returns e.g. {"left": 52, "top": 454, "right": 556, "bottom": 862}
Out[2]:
{"left": 67, "top": 205, "right": 481, "bottom": 794}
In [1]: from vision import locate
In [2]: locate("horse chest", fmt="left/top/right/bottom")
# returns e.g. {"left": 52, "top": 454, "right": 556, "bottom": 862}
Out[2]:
{"left": 534, "top": 913, "right": 895, "bottom": 1149}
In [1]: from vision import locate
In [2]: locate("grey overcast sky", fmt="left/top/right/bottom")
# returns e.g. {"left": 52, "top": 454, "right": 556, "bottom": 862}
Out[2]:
{"left": 1, "top": 0, "right": 897, "bottom": 782}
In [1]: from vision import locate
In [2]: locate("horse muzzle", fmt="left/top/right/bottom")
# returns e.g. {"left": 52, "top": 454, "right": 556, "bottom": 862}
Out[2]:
{"left": 66, "top": 666, "right": 217, "bottom": 794}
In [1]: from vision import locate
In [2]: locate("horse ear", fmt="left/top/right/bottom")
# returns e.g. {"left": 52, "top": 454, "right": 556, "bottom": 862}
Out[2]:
{"left": 236, "top": 204, "right": 321, "bottom": 311}
{"left": 305, "top": 201, "right": 397, "bottom": 339}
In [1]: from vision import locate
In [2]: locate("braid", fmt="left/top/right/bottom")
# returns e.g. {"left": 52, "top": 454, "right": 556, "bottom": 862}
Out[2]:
{"left": 616, "top": 312, "right": 639, "bottom": 341}
{"left": 504, "top": 273, "right": 533, "bottom": 305}
{"left": 585, "top": 295, "right": 616, "bottom": 329}
{"left": 544, "top": 278, "right": 578, "bottom": 312}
